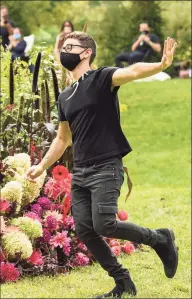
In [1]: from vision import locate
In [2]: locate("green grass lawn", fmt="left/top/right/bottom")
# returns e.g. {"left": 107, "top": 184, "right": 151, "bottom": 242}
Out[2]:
{"left": 1, "top": 79, "right": 191, "bottom": 298}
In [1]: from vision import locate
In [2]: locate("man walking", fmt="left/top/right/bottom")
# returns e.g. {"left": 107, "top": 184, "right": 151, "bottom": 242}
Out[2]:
{"left": 27, "top": 32, "right": 178, "bottom": 298}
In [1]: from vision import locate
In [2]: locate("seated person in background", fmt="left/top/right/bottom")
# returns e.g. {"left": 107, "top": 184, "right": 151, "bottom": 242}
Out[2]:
{"left": 8, "top": 27, "right": 27, "bottom": 61}
{"left": 0, "top": 5, "right": 14, "bottom": 49}
{"left": 54, "top": 20, "right": 74, "bottom": 62}
{"left": 115, "top": 21, "right": 161, "bottom": 67}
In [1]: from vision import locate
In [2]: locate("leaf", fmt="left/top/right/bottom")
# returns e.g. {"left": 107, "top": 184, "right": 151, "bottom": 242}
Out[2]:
{"left": 9, "top": 62, "right": 14, "bottom": 104}
{"left": 82, "top": 21, "right": 88, "bottom": 33}
{"left": 123, "top": 166, "right": 133, "bottom": 202}
{"left": 2, "top": 115, "right": 15, "bottom": 131}
{"left": 51, "top": 68, "right": 60, "bottom": 109}
{"left": 45, "top": 79, "right": 51, "bottom": 123}
{"left": 32, "top": 52, "right": 42, "bottom": 93}
{"left": 34, "top": 89, "right": 40, "bottom": 110}
{"left": 16, "top": 95, "right": 25, "bottom": 133}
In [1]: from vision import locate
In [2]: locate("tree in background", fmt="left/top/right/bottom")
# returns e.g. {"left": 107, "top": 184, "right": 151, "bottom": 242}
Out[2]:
{"left": 160, "top": 1, "right": 191, "bottom": 61}
{"left": 129, "top": 1, "right": 163, "bottom": 41}
{"left": 1, "top": 1, "right": 191, "bottom": 65}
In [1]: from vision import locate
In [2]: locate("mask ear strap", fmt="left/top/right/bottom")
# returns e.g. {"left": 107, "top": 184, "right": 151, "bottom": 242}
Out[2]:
{"left": 79, "top": 48, "right": 88, "bottom": 55}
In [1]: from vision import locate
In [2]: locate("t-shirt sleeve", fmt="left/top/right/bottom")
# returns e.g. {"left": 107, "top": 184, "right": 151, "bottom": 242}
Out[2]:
{"left": 58, "top": 95, "right": 67, "bottom": 122}
{"left": 98, "top": 67, "right": 120, "bottom": 91}
{"left": 150, "top": 34, "right": 160, "bottom": 44}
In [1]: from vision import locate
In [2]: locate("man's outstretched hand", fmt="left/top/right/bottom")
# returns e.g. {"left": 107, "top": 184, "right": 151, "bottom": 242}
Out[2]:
{"left": 161, "top": 37, "right": 177, "bottom": 71}
{"left": 26, "top": 164, "right": 44, "bottom": 182}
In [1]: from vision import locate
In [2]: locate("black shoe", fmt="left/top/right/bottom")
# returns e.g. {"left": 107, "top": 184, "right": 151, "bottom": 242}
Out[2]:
{"left": 94, "top": 277, "right": 137, "bottom": 298}
{"left": 153, "top": 229, "right": 178, "bottom": 278}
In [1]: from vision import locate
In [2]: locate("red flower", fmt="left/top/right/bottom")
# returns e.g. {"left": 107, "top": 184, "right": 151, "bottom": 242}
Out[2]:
{"left": 0, "top": 199, "right": 11, "bottom": 214}
{"left": 121, "top": 242, "right": 135, "bottom": 255}
{"left": 0, "top": 262, "right": 20, "bottom": 282}
{"left": 30, "top": 140, "right": 36, "bottom": 153}
{"left": 62, "top": 195, "right": 71, "bottom": 218}
{"left": 0, "top": 249, "right": 6, "bottom": 262}
{"left": 117, "top": 210, "right": 128, "bottom": 221}
{"left": 111, "top": 245, "right": 121, "bottom": 256}
{"left": 52, "top": 165, "right": 69, "bottom": 181}
{"left": 3, "top": 104, "right": 14, "bottom": 111}
{"left": 27, "top": 250, "right": 44, "bottom": 266}
{"left": 109, "top": 239, "right": 120, "bottom": 248}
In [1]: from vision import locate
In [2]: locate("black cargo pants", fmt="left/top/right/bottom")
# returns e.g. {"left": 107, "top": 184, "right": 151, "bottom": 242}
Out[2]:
{"left": 71, "top": 157, "right": 162, "bottom": 281}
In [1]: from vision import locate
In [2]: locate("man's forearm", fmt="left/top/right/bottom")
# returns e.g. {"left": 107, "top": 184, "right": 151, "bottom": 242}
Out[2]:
{"left": 149, "top": 41, "right": 161, "bottom": 53}
{"left": 129, "top": 62, "right": 162, "bottom": 80}
{"left": 39, "top": 137, "right": 69, "bottom": 170}
{"left": 132, "top": 40, "right": 140, "bottom": 52}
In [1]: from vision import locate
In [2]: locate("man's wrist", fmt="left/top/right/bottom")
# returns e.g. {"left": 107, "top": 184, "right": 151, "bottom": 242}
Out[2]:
{"left": 39, "top": 162, "right": 47, "bottom": 171}
{"left": 159, "top": 62, "right": 164, "bottom": 71}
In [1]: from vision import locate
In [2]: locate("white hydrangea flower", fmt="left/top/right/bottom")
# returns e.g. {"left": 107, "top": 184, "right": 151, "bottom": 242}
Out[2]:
{"left": 2, "top": 231, "right": 33, "bottom": 259}
{"left": 3, "top": 153, "right": 31, "bottom": 173}
{"left": 1, "top": 181, "right": 22, "bottom": 204}
{"left": 11, "top": 217, "right": 43, "bottom": 240}
{"left": 22, "top": 180, "right": 41, "bottom": 206}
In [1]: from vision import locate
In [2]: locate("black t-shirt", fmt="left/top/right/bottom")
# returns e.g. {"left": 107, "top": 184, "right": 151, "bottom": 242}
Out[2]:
{"left": 135, "top": 33, "right": 160, "bottom": 54}
{"left": 58, "top": 67, "right": 132, "bottom": 167}
{"left": 0, "top": 20, "right": 14, "bottom": 49}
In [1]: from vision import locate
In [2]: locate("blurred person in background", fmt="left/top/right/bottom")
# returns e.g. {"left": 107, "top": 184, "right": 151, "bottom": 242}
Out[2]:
{"left": 54, "top": 20, "right": 74, "bottom": 62}
{"left": 8, "top": 27, "right": 27, "bottom": 62}
{"left": 0, "top": 5, "right": 15, "bottom": 49}
{"left": 115, "top": 21, "right": 161, "bottom": 67}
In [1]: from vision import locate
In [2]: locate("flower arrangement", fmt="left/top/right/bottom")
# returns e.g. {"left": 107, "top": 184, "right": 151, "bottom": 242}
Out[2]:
{"left": 0, "top": 154, "right": 46, "bottom": 211}
{"left": 0, "top": 155, "right": 138, "bottom": 283}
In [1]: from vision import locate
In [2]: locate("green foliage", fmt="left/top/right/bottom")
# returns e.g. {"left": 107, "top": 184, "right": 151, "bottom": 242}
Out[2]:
{"left": 2, "top": 1, "right": 190, "bottom": 64}
{"left": 0, "top": 46, "right": 58, "bottom": 159}
{"left": 160, "top": 1, "right": 191, "bottom": 61}
{"left": 129, "top": 1, "right": 163, "bottom": 41}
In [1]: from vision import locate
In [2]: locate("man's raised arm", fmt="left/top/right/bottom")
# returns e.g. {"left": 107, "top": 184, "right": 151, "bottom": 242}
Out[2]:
{"left": 112, "top": 37, "right": 177, "bottom": 86}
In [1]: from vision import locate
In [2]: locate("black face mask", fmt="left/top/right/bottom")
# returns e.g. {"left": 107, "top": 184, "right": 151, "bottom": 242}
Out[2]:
{"left": 60, "top": 48, "right": 87, "bottom": 71}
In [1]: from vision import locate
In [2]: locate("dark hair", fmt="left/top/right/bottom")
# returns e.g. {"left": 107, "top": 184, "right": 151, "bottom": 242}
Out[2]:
{"left": 60, "top": 20, "right": 74, "bottom": 33}
{"left": 64, "top": 31, "right": 97, "bottom": 64}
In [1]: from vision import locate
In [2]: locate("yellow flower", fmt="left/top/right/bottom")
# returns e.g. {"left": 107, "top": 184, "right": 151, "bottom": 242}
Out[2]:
{"left": 120, "top": 103, "right": 128, "bottom": 112}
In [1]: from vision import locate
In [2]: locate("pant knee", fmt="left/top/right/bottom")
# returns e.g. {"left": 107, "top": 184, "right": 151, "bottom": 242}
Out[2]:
{"left": 75, "top": 222, "right": 98, "bottom": 241}
{"left": 93, "top": 218, "right": 117, "bottom": 237}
